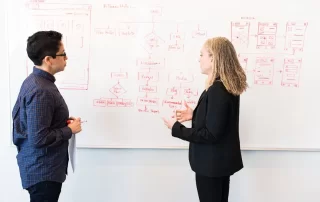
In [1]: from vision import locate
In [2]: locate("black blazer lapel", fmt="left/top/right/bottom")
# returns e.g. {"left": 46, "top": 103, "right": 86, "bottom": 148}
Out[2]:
{"left": 192, "top": 90, "right": 206, "bottom": 119}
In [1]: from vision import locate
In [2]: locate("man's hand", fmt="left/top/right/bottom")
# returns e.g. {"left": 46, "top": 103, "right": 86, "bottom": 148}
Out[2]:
{"left": 67, "top": 117, "right": 82, "bottom": 134}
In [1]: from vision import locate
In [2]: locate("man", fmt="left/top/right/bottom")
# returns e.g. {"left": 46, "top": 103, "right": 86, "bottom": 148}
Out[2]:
{"left": 12, "top": 30, "right": 82, "bottom": 202}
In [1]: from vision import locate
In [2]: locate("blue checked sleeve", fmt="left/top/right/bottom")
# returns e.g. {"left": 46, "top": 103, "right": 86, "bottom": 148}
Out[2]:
{"left": 26, "top": 89, "right": 72, "bottom": 148}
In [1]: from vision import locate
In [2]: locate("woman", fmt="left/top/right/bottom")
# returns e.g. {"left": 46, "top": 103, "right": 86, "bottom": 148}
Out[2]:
{"left": 162, "top": 37, "right": 247, "bottom": 202}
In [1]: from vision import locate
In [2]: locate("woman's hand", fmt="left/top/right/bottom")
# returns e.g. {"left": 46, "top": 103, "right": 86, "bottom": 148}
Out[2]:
{"left": 162, "top": 117, "right": 176, "bottom": 129}
{"left": 176, "top": 101, "right": 193, "bottom": 123}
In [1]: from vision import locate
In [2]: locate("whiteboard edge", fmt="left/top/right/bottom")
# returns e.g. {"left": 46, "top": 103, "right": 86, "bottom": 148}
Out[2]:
{"left": 4, "top": 0, "right": 13, "bottom": 147}
{"left": 75, "top": 145, "right": 320, "bottom": 152}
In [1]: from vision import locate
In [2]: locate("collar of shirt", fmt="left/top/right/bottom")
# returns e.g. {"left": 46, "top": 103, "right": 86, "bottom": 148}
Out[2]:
{"left": 33, "top": 67, "right": 56, "bottom": 83}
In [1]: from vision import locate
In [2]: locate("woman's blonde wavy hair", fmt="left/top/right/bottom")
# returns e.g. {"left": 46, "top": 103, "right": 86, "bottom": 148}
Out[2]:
{"left": 204, "top": 37, "right": 248, "bottom": 96}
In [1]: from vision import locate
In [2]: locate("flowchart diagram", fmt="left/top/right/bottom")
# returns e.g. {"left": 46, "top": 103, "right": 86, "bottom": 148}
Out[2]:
{"left": 91, "top": 4, "right": 204, "bottom": 115}
{"left": 24, "top": 2, "right": 92, "bottom": 90}
{"left": 19, "top": 2, "right": 309, "bottom": 115}
{"left": 231, "top": 20, "right": 307, "bottom": 88}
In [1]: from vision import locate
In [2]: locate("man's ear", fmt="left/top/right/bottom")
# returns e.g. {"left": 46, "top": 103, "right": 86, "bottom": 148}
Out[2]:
{"left": 43, "top": 56, "right": 52, "bottom": 66}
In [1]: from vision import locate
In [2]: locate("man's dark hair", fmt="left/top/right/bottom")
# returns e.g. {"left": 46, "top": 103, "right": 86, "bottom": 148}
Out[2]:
{"left": 26, "top": 30, "right": 63, "bottom": 66}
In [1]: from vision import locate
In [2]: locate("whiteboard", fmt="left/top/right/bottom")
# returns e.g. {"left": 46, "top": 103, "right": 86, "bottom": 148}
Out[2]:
{"left": 6, "top": 0, "right": 320, "bottom": 150}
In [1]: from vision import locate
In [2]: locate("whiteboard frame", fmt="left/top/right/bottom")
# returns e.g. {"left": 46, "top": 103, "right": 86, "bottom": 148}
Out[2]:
{"left": 4, "top": 1, "right": 320, "bottom": 152}
{"left": 74, "top": 144, "right": 320, "bottom": 151}
{"left": 4, "top": 0, "right": 14, "bottom": 147}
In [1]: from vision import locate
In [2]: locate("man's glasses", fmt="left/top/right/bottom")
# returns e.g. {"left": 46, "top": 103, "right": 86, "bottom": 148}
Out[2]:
{"left": 55, "top": 52, "right": 67, "bottom": 57}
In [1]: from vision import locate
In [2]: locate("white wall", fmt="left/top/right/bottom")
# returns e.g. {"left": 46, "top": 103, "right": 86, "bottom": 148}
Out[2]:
{"left": 1, "top": 2, "right": 320, "bottom": 202}
{"left": 1, "top": 130, "right": 320, "bottom": 202}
